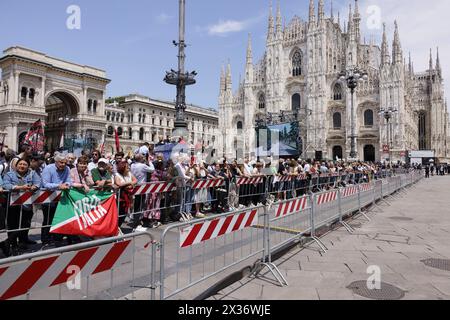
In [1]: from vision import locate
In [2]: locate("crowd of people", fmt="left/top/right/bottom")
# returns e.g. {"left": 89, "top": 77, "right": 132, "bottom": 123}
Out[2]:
{"left": 0, "top": 141, "right": 424, "bottom": 257}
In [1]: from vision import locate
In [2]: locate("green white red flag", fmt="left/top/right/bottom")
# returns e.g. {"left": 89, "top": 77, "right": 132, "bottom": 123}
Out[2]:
{"left": 50, "top": 189, "right": 119, "bottom": 237}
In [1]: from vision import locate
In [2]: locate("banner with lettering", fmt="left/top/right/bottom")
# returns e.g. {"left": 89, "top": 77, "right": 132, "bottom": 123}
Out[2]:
{"left": 50, "top": 189, "right": 118, "bottom": 237}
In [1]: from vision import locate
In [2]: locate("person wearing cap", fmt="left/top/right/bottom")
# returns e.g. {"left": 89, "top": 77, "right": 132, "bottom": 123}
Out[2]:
{"left": 91, "top": 158, "right": 114, "bottom": 190}
{"left": 41, "top": 153, "right": 73, "bottom": 246}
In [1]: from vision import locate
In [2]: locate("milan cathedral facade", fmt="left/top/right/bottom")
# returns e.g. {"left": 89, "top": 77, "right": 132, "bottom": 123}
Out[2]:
{"left": 218, "top": 0, "right": 449, "bottom": 162}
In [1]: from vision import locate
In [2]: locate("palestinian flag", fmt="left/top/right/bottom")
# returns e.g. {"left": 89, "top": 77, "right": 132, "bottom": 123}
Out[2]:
{"left": 50, "top": 189, "right": 119, "bottom": 237}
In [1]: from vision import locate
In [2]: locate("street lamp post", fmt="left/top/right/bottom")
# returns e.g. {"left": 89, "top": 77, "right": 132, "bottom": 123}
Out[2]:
{"left": 164, "top": 0, "right": 197, "bottom": 136}
{"left": 339, "top": 68, "right": 368, "bottom": 160}
{"left": 58, "top": 116, "right": 75, "bottom": 150}
{"left": 379, "top": 107, "right": 398, "bottom": 164}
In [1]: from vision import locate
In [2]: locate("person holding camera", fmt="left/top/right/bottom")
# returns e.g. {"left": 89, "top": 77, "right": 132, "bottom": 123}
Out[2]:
{"left": 1, "top": 158, "right": 41, "bottom": 256}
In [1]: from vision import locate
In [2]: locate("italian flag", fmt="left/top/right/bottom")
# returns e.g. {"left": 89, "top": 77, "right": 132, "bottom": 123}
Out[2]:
{"left": 50, "top": 189, "right": 119, "bottom": 237}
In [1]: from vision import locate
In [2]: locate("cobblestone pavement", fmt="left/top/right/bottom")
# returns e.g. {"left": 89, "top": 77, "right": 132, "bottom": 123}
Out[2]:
{"left": 213, "top": 176, "right": 450, "bottom": 300}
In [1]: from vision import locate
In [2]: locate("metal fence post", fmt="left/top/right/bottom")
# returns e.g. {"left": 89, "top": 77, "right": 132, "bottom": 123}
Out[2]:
{"left": 309, "top": 193, "right": 315, "bottom": 239}
{"left": 150, "top": 242, "right": 156, "bottom": 300}
{"left": 159, "top": 241, "right": 165, "bottom": 300}
{"left": 357, "top": 183, "right": 362, "bottom": 215}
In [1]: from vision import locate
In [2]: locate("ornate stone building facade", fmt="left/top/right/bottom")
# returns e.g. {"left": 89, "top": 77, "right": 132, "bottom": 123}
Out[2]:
{"left": 104, "top": 94, "right": 219, "bottom": 154}
{"left": 0, "top": 46, "right": 109, "bottom": 151}
{"left": 0, "top": 47, "right": 219, "bottom": 154}
{"left": 218, "top": 0, "right": 449, "bottom": 162}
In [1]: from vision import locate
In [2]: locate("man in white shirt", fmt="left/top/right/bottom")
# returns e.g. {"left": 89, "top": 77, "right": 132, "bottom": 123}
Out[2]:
{"left": 243, "top": 157, "right": 253, "bottom": 176}
{"left": 303, "top": 161, "right": 311, "bottom": 173}
{"left": 175, "top": 154, "right": 194, "bottom": 220}
{"left": 130, "top": 154, "right": 155, "bottom": 184}
{"left": 87, "top": 150, "right": 100, "bottom": 172}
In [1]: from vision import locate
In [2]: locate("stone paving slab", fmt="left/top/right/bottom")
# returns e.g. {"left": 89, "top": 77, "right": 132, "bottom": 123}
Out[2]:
{"left": 216, "top": 176, "right": 450, "bottom": 300}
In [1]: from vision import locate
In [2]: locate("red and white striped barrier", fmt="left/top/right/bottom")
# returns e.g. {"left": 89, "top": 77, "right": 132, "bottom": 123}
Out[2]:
{"left": 180, "top": 209, "right": 259, "bottom": 248}
{"left": 0, "top": 240, "right": 132, "bottom": 300}
{"left": 275, "top": 197, "right": 308, "bottom": 218}
{"left": 132, "top": 182, "right": 176, "bottom": 195}
{"left": 10, "top": 190, "right": 61, "bottom": 206}
{"left": 272, "top": 175, "right": 294, "bottom": 184}
{"left": 236, "top": 177, "right": 264, "bottom": 185}
{"left": 316, "top": 191, "right": 338, "bottom": 205}
{"left": 341, "top": 186, "right": 358, "bottom": 198}
{"left": 297, "top": 174, "right": 308, "bottom": 180}
{"left": 191, "top": 179, "right": 225, "bottom": 190}
{"left": 359, "top": 183, "right": 373, "bottom": 192}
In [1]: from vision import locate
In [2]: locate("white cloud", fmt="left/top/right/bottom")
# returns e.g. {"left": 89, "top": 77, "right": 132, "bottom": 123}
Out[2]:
{"left": 208, "top": 20, "right": 247, "bottom": 36}
{"left": 200, "top": 13, "right": 266, "bottom": 37}
{"left": 155, "top": 13, "right": 173, "bottom": 24}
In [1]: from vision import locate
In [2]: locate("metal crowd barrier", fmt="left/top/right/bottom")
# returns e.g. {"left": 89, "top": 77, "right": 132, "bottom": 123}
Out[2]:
{"left": 0, "top": 232, "right": 157, "bottom": 300}
{"left": 129, "top": 180, "right": 182, "bottom": 225}
{"left": 158, "top": 205, "right": 270, "bottom": 300}
{"left": 0, "top": 171, "right": 424, "bottom": 300}
{"left": 0, "top": 189, "right": 116, "bottom": 246}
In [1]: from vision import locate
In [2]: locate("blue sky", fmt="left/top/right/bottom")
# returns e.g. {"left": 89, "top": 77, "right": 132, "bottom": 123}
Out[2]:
{"left": 0, "top": 0, "right": 448, "bottom": 109}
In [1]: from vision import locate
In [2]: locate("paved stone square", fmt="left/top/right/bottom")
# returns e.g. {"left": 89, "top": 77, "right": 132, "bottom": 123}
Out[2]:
{"left": 214, "top": 176, "right": 450, "bottom": 300}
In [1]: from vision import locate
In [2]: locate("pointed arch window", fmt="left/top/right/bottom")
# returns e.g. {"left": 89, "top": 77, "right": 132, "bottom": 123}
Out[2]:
{"left": 333, "top": 112, "right": 342, "bottom": 129}
{"left": 292, "top": 93, "right": 301, "bottom": 111}
{"left": 364, "top": 110, "right": 374, "bottom": 126}
{"left": 292, "top": 51, "right": 302, "bottom": 76}
{"left": 258, "top": 93, "right": 266, "bottom": 109}
{"left": 333, "top": 83, "right": 343, "bottom": 100}
{"left": 237, "top": 121, "right": 243, "bottom": 130}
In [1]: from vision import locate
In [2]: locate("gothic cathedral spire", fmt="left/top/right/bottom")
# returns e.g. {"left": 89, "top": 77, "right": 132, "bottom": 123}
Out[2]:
{"left": 381, "top": 23, "right": 390, "bottom": 66}
{"left": 276, "top": 0, "right": 282, "bottom": 37}
{"left": 267, "top": 1, "right": 274, "bottom": 41}
{"left": 429, "top": 48, "right": 434, "bottom": 72}
{"left": 309, "top": 0, "right": 316, "bottom": 28}
{"left": 318, "top": 0, "right": 325, "bottom": 25}
{"left": 347, "top": 4, "right": 353, "bottom": 35}
{"left": 436, "top": 47, "right": 441, "bottom": 77}
{"left": 392, "top": 21, "right": 403, "bottom": 65}
{"left": 353, "top": 0, "right": 361, "bottom": 43}
{"left": 245, "top": 34, "right": 254, "bottom": 84}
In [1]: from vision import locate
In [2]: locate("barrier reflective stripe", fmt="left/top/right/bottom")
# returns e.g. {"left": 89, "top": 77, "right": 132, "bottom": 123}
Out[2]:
{"left": 275, "top": 197, "right": 308, "bottom": 218}
{"left": 360, "top": 183, "right": 373, "bottom": 192}
{"left": 191, "top": 179, "right": 224, "bottom": 190}
{"left": 179, "top": 209, "right": 259, "bottom": 248}
{"left": 236, "top": 177, "right": 264, "bottom": 185}
{"left": 273, "top": 176, "right": 294, "bottom": 183}
{"left": 341, "top": 186, "right": 358, "bottom": 198}
{"left": 316, "top": 191, "right": 338, "bottom": 205}
{"left": 132, "top": 182, "right": 176, "bottom": 195}
{"left": 0, "top": 240, "right": 132, "bottom": 300}
{"left": 10, "top": 190, "right": 61, "bottom": 206}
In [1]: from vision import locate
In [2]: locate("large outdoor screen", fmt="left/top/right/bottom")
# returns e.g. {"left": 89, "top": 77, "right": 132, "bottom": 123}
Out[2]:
{"left": 256, "top": 122, "right": 300, "bottom": 157}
